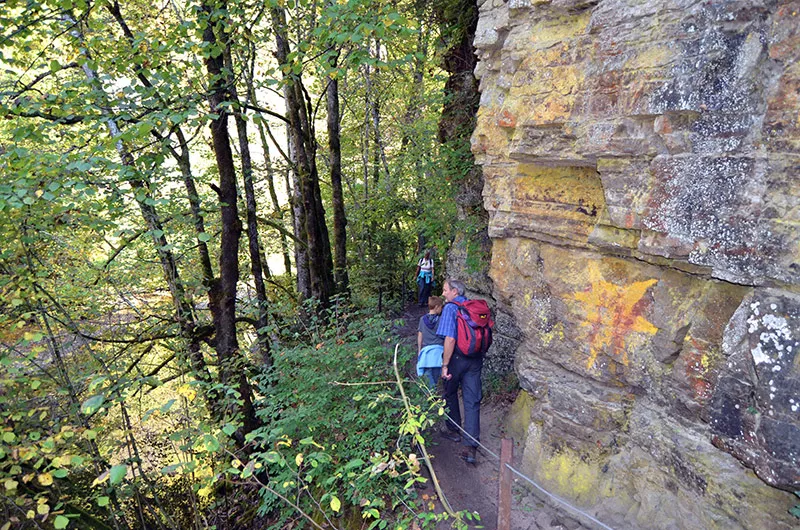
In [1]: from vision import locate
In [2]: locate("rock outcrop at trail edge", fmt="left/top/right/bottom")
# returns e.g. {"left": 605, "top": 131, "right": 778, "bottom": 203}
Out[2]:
{"left": 471, "top": 0, "right": 800, "bottom": 528}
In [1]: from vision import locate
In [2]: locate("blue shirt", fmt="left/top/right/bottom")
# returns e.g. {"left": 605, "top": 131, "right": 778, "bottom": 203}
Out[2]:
{"left": 436, "top": 295, "right": 467, "bottom": 339}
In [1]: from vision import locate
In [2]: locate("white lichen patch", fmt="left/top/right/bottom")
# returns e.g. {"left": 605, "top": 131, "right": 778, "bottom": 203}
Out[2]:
{"left": 751, "top": 343, "right": 771, "bottom": 365}
{"left": 747, "top": 306, "right": 794, "bottom": 367}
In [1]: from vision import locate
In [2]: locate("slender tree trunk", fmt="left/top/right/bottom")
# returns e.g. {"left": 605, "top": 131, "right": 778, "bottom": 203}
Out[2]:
{"left": 200, "top": 0, "right": 257, "bottom": 437}
{"left": 256, "top": 120, "right": 293, "bottom": 276}
{"left": 270, "top": 5, "right": 334, "bottom": 308}
{"left": 404, "top": 18, "right": 429, "bottom": 252}
{"left": 402, "top": 22, "right": 428, "bottom": 151}
{"left": 238, "top": 39, "right": 293, "bottom": 279}
{"left": 225, "top": 47, "right": 272, "bottom": 366}
{"left": 68, "top": 17, "right": 213, "bottom": 391}
{"left": 288, "top": 127, "right": 311, "bottom": 299}
{"left": 327, "top": 55, "right": 349, "bottom": 296}
{"left": 172, "top": 135, "right": 215, "bottom": 285}
{"left": 364, "top": 39, "right": 392, "bottom": 190}
{"left": 108, "top": 1, "right": 215, "bottom": 288}
{"left": 362, "top": 86, "right": 370, "bottom": 203}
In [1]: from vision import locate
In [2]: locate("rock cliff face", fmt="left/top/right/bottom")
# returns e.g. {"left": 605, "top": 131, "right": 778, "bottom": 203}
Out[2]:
{"left": 472, "top": 0, "right": 800, "bottom": 527}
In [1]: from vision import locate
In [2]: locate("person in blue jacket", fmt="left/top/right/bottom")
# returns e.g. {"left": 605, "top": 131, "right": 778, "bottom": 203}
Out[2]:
{"left": 416, "top": 296, "right": 444, "bottom": 388}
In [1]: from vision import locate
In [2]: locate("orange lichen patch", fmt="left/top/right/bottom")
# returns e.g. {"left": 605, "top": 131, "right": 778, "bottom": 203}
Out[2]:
{"left": 473, "top": 111, "right": 512, "bottom": 155}
{"left": 571, "top": 264, "right": 658, "bottom": 371}
{"left": 497, "top": 109, "right": 517, "bottom": 128}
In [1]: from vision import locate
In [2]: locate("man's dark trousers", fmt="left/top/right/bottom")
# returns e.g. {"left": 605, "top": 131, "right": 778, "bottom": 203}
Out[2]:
{"left": 444, "top": 353, "right": 482, "bottom": 448}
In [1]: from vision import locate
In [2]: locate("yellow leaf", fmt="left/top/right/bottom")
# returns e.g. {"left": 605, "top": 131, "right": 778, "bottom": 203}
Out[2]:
{"left": 176, "top": 384, "right": 196, "bottom": 401}
{"left": 38, "top": 473, "right": 53, "bottom": 486}
{"left": 295, "top": 453, "right": 303, "bottom": 467}
{"left": 92, "top": 469, "right": 109, "bottom": 487}
{"left": 330, "top": 495, "right": 341, "bottom": 513}
{"left": 37, "top": 503, "right": 50, "bottom": 515}
{"left": 26, "top": 510, "right": 35, "bottom": 519}
{"left": 4, "top": 479, "right": 18, "bottom": 491}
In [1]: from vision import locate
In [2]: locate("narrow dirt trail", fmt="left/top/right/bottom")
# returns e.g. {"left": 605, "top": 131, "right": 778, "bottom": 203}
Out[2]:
{"left": 393, "top": 303, "right": 591, "bottom": 530}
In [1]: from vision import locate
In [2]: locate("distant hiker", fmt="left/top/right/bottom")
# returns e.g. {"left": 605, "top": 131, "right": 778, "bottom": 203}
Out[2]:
{"left": 415, "top": 249, "right": 435, "bottom": 307}
{"left": 437, "top": 279, "right": 494, "bottom": 465}
{"left": 417, "top": 296, "right": 445, "bottom": 388}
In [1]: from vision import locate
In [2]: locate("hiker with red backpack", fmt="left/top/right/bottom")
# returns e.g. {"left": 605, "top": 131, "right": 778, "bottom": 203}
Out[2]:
{"left": 437, "top": 279, "right": 494, "bottom": 464}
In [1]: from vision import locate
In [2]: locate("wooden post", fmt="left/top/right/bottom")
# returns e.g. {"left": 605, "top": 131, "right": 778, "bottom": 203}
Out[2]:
{"left": 498, "top": 438, "right": 513, "bottom": 530}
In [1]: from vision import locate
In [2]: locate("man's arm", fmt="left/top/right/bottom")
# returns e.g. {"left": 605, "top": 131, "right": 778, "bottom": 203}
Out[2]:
{"left": 417, "top": 331, "right": 423, "bottom": 353}
{"left": 441, "top": 337, "right": 455, "bottom": 379}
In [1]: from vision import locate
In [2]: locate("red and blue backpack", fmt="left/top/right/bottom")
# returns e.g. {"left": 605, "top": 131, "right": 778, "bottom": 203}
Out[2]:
{"left": 452, "top": 299, "right": 494, "bottom": 357}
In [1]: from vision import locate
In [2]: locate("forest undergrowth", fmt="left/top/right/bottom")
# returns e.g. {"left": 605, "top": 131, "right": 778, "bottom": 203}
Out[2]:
{"left": 1, "top": 304, "right": 476, "bottom": 530}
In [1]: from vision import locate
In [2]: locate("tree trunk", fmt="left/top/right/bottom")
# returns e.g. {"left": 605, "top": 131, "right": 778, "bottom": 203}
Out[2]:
{"left": 240, "top": 38, "right": 293, "bottom": 277}
{"left": 288, "top": 126, "right": 311, "bottom": 299}
{"left": 200, "top": 0, "right": 258, "bottom": 437}
{"left": 270, "top": 5, "right": 334, "bottom": 309}
{"left": 107, "top": 1, "right": 215, "bottom": 287}
{"left": 225, "top": 46, "right": 272, "bottom": 366}
{"left": 256, "top": 120, "right": 293, "bottom": 276}
{"left": 327, "top": 56, "right": 349, "bottom": 296}
{"left": 68, "top": 18, "right": 213, "bottom": 392}
{"left": 434, "top": 0, "right": 490, "bottom": 285}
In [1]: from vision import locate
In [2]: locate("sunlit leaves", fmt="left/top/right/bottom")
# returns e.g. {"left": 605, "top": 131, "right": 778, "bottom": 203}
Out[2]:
{"left": 109, "top": 464, "right": 127, "bottom": 485}
{"left": 80, "top": 395, "right": 105, "bottom": 415}
{"left": 0, "top": 0, "right": 458, "bottom": 527}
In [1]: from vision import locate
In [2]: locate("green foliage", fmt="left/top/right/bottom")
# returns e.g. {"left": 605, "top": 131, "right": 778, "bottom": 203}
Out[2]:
{"left": 0, "top": 0, "right": 483, "bottom": 527}
{"left": 239, "top": 312, "right": 442, "bottom": 527}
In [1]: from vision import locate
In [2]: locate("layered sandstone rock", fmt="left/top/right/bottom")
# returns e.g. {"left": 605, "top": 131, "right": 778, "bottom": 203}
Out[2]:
{"left": 473, "top": 0, "right": 800, "bottom": 527}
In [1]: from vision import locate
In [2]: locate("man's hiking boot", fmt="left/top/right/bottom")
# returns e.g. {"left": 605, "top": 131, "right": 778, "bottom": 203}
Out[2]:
{"left": 460, "top": 446, "right": 477, "bottom": 465}
{"left": 441, "top": 430, "right": 461, "bottom": 443}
